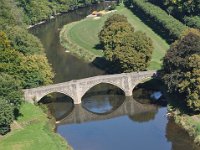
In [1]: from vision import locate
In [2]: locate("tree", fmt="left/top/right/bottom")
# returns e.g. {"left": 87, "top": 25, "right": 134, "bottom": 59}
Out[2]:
{"left": 99, "top": 21, "right": 135, "bottom": 51}
{"left": 162, "top": 29, "right": 200, "bottom": 112}
{"left": 99, "top": 14, "right": 153, "bottom": 72}
{"left": 0, "top": 31, "right": 54, "bottom": 89}
{"left": 103, "top": 14, "right": 128, "bottom": 29}
{"left": 0, "top": 0, "right": 24, "bottom": 30}
{"left": 7, "top": 26, "right": 43, "bottom": 55}
{"left": 0, "top": 98, "right": 14, "bottom": 135}
{"left": 0, "top": 73, "right": 23, "bottom": 110}
{"left": 0, "top": 73, "right": 23, "bottom": 135}
{"left": 163, "top": 0, "right": 200, "bottom": 16}
{"left": 18, "top": 55, "right": 54, "bottom": 88}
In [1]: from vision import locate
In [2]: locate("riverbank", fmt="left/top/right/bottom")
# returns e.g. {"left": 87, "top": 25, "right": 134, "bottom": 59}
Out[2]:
{"left": 0, "top": 103, "right": 71, "bottom": 150}
{"left": 60, "top": 5, "right": 169, "bottom": 70}
{"left": 168, "top": 107, "right": 200, "bottom": 146}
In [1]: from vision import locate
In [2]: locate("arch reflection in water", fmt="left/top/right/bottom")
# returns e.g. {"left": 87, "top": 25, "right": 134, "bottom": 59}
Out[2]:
{"left": 82, "top": 95, "right": 125, "bottom": 115}
{"left": 40, "top": 92, "right": 74, "bottom": 121}
{"left": 81, "top": 83, "right": 125, "bottom": 114}
{"left": 57, "top": 96, "right": 157, "bottom": 125}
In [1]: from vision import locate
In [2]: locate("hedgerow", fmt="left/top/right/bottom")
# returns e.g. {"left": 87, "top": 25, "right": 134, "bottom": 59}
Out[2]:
{"left": 125, "top": 0, "right": 188, "bottom": 42}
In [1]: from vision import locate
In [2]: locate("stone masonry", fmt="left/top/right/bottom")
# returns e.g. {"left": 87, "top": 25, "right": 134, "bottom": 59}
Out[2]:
{"left": 23, "top": 71, "right": 156, "bottom": 104}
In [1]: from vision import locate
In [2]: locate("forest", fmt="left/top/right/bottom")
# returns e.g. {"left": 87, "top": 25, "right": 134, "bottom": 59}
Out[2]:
{"left": 0, "top": 0, "right": 99, "bottom": 135}
{"left": 150, "top": 0, "right": 200, "bottom": 29}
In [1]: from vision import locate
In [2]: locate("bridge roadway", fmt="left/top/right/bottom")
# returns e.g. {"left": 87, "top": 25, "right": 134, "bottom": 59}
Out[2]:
{"left": 23, "top": 71, "right": 156, "bottom": 104}
{"left": 56, "top": 96, "right": 157, "bottom": 125}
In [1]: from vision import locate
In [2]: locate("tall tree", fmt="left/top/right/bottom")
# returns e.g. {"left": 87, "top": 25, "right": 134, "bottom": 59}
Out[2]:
{"left": 162, "top": 29, "right": 200, "bottom": 112}
{"left": 0, "top": 31, "right": 54, "bottom": 89}
{"left": 99, "top": 14, "right": 153, "bottom": 72}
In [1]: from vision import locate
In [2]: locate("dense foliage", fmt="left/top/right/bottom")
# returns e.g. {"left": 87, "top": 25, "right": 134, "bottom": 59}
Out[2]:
{"left": 0, "top": 31, "right": 54, "bottom": 88}
{"left": 0, "top": 98, "right": 14, "bottom": 135}
{"left": 0, "top": 73, "right": 23, "bottom": 135}
{"left": 0, "top": 0, "right": 24, "bottom": 30}
{"left": 0, "top": 73, "right": 23, "bottom": 110}
{"left": 99, "top": 14, "right": 153, "bottom": 72}
{"left": 162, "top": 29, "right": 200, "bottom": 112}
{"left": 125, "top": 0, "right": 187, "bottom": 42}
{"left": 184, "top": 16, "right": 200, "bottom": 30}
{"left": 7, "top": 26, "right": 43, "bottom": 55}
{"left": 0, "top": 0, "right": 54, "bottom": 135}
{"left": 16, "top": 0, "right": 102, "bottom": 24}
{"left": 162, "top": 0, "right": 200, "bottom": 16}
{"left": 149, "top": 0, "right": 200, "bottom": 29}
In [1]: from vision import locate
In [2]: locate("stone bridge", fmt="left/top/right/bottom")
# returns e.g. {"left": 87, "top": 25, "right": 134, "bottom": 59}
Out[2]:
{"left": 57, "top": 97, "right": 157, "bottom": 125}
{"left": 23, "top": 71, "right": 156, "bottom": 104}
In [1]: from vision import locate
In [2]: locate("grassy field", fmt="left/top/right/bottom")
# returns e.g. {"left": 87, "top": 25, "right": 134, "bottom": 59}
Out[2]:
{"left": 63, "top": 5, "right": 169, "bottom": 70}
{"left": 0, "top": 103, "right": 70, "bottom": 150}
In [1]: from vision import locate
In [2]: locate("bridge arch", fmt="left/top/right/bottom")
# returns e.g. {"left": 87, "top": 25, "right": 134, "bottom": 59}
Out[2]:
{"left": 80, "top": 82, "right": 126, "bottom": 100}
{"left": 29, "top": 89, "right": 76, "bottom": 104}
{"left": 38, "top": 91, "right": 74, "bottom": 103}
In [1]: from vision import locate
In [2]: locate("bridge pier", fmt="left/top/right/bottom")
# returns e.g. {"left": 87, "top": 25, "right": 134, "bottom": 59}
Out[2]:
{"left": 74, "top": 98, "right": 82, "bottom": 104}
{"left": 125, "top": 90, "right": 133, "bottom": 97}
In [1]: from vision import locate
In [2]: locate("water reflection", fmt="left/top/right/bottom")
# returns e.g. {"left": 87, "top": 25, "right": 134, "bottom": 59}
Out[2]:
{"left": 57, "top": 96, "right": 157, "bottom": 125}
{"left": 82, "top": 95, "right": 125, "bottom": 114}
{"left": 40, "top": 93, "right": 74, "bottom": 121}
{"left": 30, "top": 3, "right": 111, "bottom": 83}
{"left": 82, "top": 83, "right": 125, "bottom": 114}
{"left": 132, "top": 87, "right": 154, "bottom": 104}
{"left": 128, "top": 109, "right": 158, "bottom": 123}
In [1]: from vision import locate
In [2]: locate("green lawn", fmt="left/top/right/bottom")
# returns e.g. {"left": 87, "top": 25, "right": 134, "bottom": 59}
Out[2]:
{"left": 65, "top": 5, "right": 169, "bottom": 70}
{"left": 0, "top": 103, "right": 70, "bottom": 150}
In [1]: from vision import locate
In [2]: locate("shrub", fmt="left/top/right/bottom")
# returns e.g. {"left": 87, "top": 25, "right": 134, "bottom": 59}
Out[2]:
{"left": 0, "top": 98, "right": 14, "bottom": 135}
{"left": 184, "top": 16, "right": 200, "bottom": 30}
{"left": 162, "top": 29, "right": 200, "bottom": 112}
{"left": 126, "top": 0, "right": 188, "bottom": 42}
{"left": 7, "top": 26, "right": 44, "bottom": 55}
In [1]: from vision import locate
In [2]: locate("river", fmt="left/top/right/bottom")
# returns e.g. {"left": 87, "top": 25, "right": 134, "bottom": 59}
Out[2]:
{"left": 30, "top": 2, "right": 199, "bottom": 150}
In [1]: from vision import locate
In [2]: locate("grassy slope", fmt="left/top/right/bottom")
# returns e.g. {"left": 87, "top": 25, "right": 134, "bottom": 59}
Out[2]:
{"left": 0, "top": 103, "right": 70, "bottom": 150}
{"left": 67, "top": 5, "right": 169, "bottom": 70}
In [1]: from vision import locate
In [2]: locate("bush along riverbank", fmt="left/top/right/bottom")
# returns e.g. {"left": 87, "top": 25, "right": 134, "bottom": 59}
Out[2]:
{"left": 0, "top": 103, "right": 71, "bottom": 150}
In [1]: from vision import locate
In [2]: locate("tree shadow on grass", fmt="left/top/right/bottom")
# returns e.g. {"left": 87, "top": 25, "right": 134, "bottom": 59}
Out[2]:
{"left": 91, "top": 56, "right": 122, "bottom": 74}
{"left": 93, "top": 43, "right": 104, "bottom": 51}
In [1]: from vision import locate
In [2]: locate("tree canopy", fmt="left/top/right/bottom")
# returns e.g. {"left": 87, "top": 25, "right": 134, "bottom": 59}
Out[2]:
{"left": 0, "top": 0, "right": 57, "bottom": 135}
{"left": 99, "top": 14, "right": 153, "bottom": 72}
{"left": 0, "top": 97, "right": 14, "bottom": 135}
{"left": 0, "top": 31, "right": 54, "bottom": 89}
{"left": 16, "top": 0, "right": 102, "bottom": 24}
{"left": 162, "top": 29, "right": 200, "bottom": 112}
